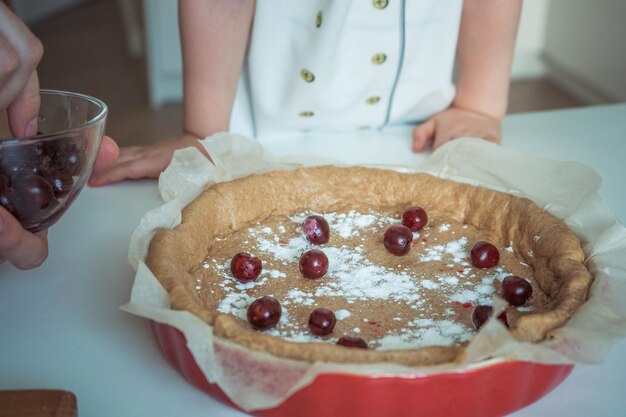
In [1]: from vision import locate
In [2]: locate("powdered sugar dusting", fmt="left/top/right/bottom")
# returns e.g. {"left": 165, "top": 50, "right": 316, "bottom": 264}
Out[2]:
{"left": 377, "top": 318, "right": 472, "bottom": 350}
{"left": 313, "top": 246, "right": 422, "bottom": 304}
{"left": 419, "top": 236, "right": 469, "bottom": 265}
{"left": 335, "top": 309, "right": 351, "bottom": 320}
{"left": 286, "top": 289, "right": 315, "bottom": 306}
{"left": 217, "top": 293, "right": 256, "bottom": 320}
{"left": 198, "top": 209, "right": 534, "bottom": 351}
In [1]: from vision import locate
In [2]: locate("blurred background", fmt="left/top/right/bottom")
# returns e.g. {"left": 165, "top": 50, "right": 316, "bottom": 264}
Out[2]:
{"left": 6, "top": 0, "right": 626, "bottom": 147}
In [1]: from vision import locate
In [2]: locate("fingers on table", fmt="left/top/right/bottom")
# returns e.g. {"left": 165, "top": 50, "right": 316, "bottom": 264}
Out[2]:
{"left": 412, "top": 119, "right": 435, "bottom": 152}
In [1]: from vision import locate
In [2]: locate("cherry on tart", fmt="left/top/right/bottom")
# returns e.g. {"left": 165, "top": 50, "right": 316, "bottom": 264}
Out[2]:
{"left": 470, "top": 241, "right": 500, "bottom": 268}
{"left": 302, "top": 215, "right": 330, "bottom": 245}
{"left": 308, "top": 308, "right": 336, "bottom": 336}
{"left": 299, "top": 249, "right": 329, "bottom": 279}
{"left": 247, "top": 296, "right": 282, "bottom": 330}
{"left": 230, "top": 252, "right": 262, "bottom": 283}
{"left": 501, "top": 275, "right": 533, "bottom": 306}
{"left": 472, "top": 305, "right": 509, "bottom": 330}
{"left": 336, "top": 336, "right": 368, "bottom": 349}
{"left": 383, "top": 224, "right": 413, "bottom": 256}
{"left": 402, "top": 206, "right": 428, "bottom": 231}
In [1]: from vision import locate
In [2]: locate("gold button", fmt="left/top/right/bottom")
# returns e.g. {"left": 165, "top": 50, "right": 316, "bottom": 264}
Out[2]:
{"left": 371, "top": 53, "right": 387, "bottom": 65}
{"left": 301, "top": 69, "right": 315, "bottom": 83}
{"left": 372, "top": 0, "right": 388, "bottom": 10}
{"left": 299, "top": 111, "right": 314, "bottom": 117}
{"left": 366, "top": 96, "right": 380, "bottom": 105}
{"left": 316, "top": 11, "right": 323, "bottom": 28}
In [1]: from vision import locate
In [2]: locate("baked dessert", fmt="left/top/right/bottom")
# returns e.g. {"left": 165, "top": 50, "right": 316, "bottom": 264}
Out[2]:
{"left": 146, "top": 166, "right": 592, "bottom": 366}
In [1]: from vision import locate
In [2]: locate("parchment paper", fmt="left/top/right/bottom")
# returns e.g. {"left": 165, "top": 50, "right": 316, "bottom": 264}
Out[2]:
{"left": 122, "top": 133, "right": 626, "bottom": 411}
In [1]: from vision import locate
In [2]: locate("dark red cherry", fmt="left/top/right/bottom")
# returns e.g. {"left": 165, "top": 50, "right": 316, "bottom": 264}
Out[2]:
{"left": 31, "top": 155, "right": 53, "bottom": 176}
{"left": 230, "top": 252, "right": 262, "bottom": 282}
{"left": 470, "top": 241, "right": 500, "bottom": 268}
{"left": 0, "top": 153, "right": 28, "bottom": 176}
{"left": 501, "top": 275, "right": 533, "bottom": 306}
{"left": 383, "top": 224, "right": 413, "bottom": 256}
{"left": 247, "top": 296, "right": 282, "bottom": 330}
{"left": 43, "top": 140, "right": 61, "bottom": 159}
{"left": 47, "top": 139, "right": 83, "bottom": 175}
{"left": 402, "top": 206, "right": 428, "bottom": 231}
{"left": 336, "top": 336, "right": 368, "bottom": 349}
{"left": 64, "top": 151, "right": 81, "bottom": 176}
{"left": 302, "top": 215, "right": 330, "bottom": 245}
{"left": 472, "top": 305, "right": 508, "bottom": 330}
{"left": 299, "top": 249, "right": 329, "bottom": 279}
{"left": 0, "top": 174, "right": 11, "bottom": 192}
{"left": 472, "top": 305, "right": 492, "bottom": 330}
{"left": 11, "top": 171, "right": 55, "bottom": 212}
{"left": 46, "top": 169, "right": 74, "bottom": 198}
{"left": 0, "top": 175, "right": 18, "bottom": 216}
{"left": 308, "top": 308, "right": 336, "bottom": 336}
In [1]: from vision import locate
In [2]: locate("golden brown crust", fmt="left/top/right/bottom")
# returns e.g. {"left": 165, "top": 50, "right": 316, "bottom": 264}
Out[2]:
{"left": 146, "top": 166, "right": 592, "bottom": 365}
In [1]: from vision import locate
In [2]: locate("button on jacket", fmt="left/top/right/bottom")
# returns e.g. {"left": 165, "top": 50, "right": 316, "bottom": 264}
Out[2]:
{"left": 232, "top": 0, "right": 463, "bottom": 137}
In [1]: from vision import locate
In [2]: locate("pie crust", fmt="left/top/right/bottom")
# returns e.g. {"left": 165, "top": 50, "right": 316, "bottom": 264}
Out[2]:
{"left": 146, "top": 166, "right": 592, "bottom": 366}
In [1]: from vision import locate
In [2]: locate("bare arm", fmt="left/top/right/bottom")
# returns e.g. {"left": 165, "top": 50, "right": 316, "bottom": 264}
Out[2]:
{"left": 90, "top": 0, "right": 255, "bottom": 185}
{"left": 180, "top": 0, "right": 255, "bottom": 139}
{"left": 454, "top": 0, "right": 522, "bottom": 120}
{"left": 412, "top": 0, "right": 522, "bottom": 151}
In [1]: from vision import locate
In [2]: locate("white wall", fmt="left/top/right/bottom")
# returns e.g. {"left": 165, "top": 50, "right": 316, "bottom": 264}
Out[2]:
{"left": 512, "top": 1, "right": 550, "bottom": 79}
{"left": 143, "top": 0, "right": 183, "bottom": 107}
{"left": 543, "top": 0, "right": 626, "bottom": 103}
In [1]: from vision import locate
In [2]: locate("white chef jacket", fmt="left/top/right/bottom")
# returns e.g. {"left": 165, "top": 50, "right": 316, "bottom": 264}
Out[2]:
{"left": 230, "top": 0, "right": 463, "bottom": 138}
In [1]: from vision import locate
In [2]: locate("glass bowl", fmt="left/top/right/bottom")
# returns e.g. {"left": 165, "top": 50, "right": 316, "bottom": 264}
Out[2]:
{"left": 0, "top": 89, "right": 107, "bottom": 232}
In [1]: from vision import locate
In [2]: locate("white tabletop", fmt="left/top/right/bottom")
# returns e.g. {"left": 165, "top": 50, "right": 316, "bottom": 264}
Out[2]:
{"left": 1, "top": 103, "right": 625, "bottom": 416}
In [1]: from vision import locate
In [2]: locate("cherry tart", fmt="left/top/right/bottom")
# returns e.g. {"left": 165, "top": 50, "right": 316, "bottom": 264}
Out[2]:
{"left": 146, "top": 166, "right": 592, "bottom": 367}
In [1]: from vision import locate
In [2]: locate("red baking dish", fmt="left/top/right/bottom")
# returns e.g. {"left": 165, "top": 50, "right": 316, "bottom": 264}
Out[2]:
{"left": 150, "top": 321, "right": 573, "bottom": 417}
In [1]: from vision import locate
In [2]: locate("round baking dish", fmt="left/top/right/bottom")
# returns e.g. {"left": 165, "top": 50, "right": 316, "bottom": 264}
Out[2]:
{"left": 150, "top": 320, "right": 573, "bottom": 417}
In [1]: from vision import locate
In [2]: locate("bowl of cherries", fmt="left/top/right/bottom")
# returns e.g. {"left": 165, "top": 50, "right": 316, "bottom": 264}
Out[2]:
{"left": 0, "top": 89, "right": 107, "bottom": 232}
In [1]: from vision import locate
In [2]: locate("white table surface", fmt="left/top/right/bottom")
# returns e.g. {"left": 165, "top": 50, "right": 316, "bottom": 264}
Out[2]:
{"left": 1, "top": 103, "right": 626, "bottom": 416}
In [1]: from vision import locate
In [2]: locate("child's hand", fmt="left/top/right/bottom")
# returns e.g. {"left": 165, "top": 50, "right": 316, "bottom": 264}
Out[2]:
{"left": 88, "top": 134, "right": 203, "bottom": 186}
{"left": 411, "top": 107, "right": 501, "bottom": 153}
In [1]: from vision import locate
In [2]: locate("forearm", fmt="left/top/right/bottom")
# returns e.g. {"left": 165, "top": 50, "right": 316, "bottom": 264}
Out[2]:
{"left": 179, "top": 0, "right": 255, "bottom": 139}
{"left": 453, "top": 0, "right": 522, "bottom": 120}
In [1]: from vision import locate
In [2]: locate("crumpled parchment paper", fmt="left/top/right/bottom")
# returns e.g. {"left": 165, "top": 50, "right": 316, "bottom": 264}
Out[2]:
{"left": 122, "top": 133, "right": 626, "bottom": 411}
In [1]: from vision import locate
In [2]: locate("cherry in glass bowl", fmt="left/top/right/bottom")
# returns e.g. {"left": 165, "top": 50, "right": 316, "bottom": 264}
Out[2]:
{"left": 0, "top": 90, "right": 107, "bottom": 232}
